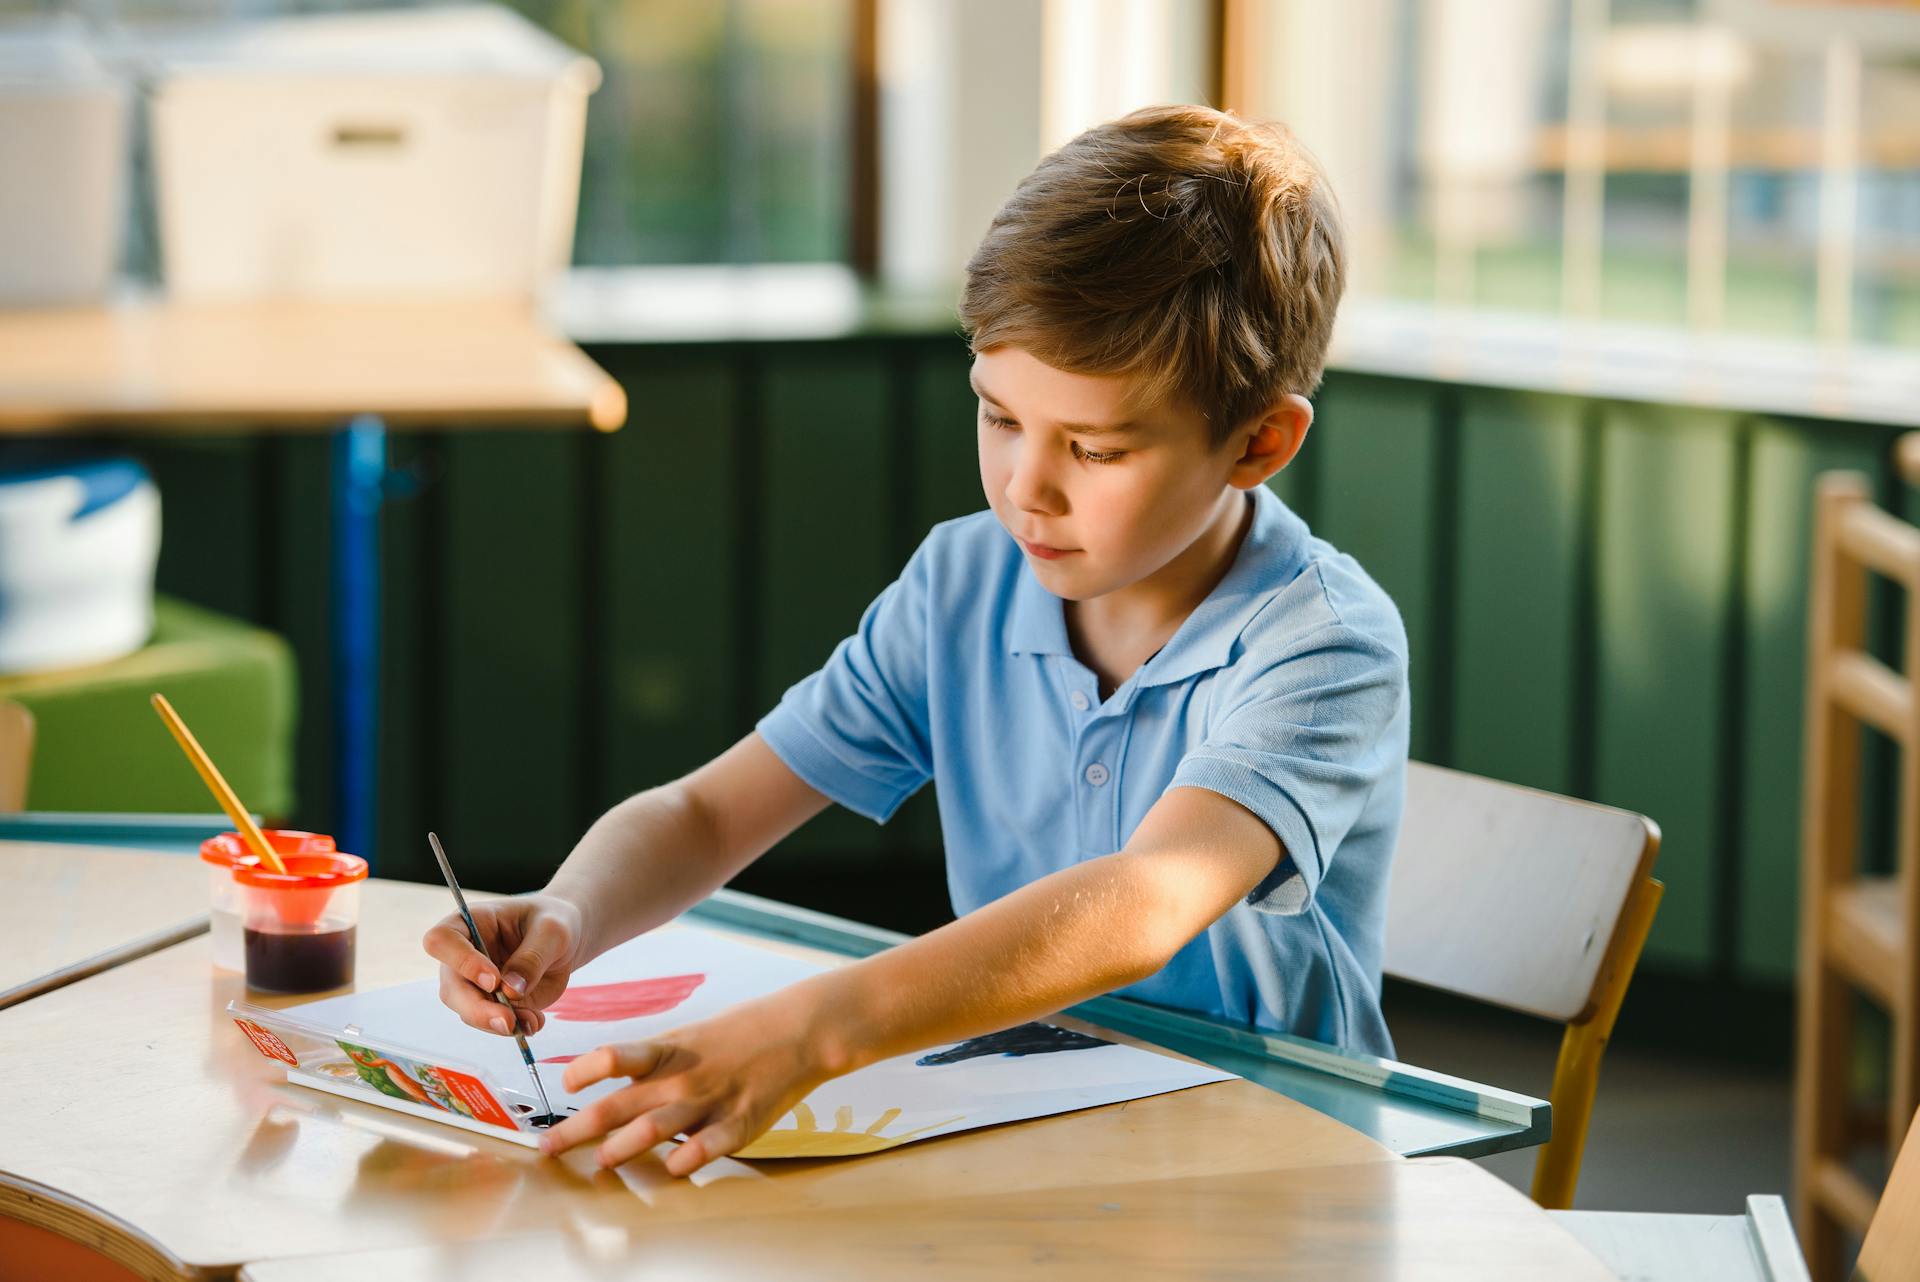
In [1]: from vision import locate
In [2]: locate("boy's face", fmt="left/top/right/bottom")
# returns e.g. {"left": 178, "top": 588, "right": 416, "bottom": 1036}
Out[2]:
{"left": 972, "top": 345, "right": 1279, "bottom": 604}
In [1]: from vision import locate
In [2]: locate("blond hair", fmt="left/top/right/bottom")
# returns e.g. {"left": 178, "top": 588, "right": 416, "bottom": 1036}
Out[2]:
{"left": 959, "top": 105, "right": 1346, "bottom": 446}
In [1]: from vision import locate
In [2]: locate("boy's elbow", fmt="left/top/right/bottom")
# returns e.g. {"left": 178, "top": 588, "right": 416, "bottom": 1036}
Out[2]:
{"left": 1112, "top": 844, "right": 1276, "bottom": 979}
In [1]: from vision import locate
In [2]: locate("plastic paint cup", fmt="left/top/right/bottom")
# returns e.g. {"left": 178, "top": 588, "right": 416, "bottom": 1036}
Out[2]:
{"left": 233, "top": 850, "right": 368, "bottom": 994}
{"left": 199, "top": 830, "right": 336, "bottom": 972}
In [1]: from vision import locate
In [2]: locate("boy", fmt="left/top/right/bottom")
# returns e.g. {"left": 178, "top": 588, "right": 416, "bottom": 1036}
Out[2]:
{"left": 425, "top": 105, "right": 1408, "bottom": 1177}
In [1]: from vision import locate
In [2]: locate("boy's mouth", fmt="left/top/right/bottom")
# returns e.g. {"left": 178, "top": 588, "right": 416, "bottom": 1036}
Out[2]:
{"left": 1019, "top": 538, "right": 1077, "bottom": 560}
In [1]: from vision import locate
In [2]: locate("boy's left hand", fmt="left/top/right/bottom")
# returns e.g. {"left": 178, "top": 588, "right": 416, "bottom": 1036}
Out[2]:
{"left": 535, "top": 995, "right": 831, "bottom": 1177}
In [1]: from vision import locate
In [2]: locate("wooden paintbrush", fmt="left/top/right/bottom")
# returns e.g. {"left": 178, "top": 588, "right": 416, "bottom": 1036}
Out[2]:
{"left": 151, "top": 692, "right": 288, "bottom": 875}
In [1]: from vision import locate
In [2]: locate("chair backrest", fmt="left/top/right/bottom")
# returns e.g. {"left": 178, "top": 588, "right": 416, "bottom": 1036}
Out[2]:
{"left": 1858, "top": 1105, "right": 1920, "bottom": 1281}
{"left": 1384, "top": 761, "right": 1661, "bottom": 1023}
{"left": 0, "top": 701, "right": 32, "bottom": 813}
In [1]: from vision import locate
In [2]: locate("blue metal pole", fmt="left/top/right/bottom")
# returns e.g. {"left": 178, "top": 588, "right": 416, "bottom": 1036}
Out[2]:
{"left": 330, "top": 415, "right": 386, "bottom": 868}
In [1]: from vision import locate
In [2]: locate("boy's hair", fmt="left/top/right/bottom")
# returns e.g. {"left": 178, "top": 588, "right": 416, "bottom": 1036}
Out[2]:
{"left": 959, "top": 104, "right": 1346, "bottom": 447}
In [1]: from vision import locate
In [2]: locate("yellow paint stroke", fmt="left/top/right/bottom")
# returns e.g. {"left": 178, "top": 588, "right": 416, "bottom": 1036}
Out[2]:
{"left": 734, "top": 1100, "right": 965, "bottom": 1159}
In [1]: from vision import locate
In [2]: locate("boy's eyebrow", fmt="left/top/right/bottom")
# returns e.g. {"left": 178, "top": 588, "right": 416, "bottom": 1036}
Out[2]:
{"left": 969, "top": 375, "right": 1140, "bottom": 437}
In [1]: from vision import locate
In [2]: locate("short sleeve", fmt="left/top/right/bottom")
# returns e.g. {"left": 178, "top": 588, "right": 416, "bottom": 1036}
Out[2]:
{"left": 755, "top": 540, "right": 935, "bottom": 823}
{"left": 1167, "top": 623, "right": 1407, "bottom": 915}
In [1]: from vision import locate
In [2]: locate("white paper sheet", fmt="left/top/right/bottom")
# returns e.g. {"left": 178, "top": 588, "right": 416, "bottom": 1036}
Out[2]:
{"left": 288, "top": 920, "right": 1234, "bottom": 1157}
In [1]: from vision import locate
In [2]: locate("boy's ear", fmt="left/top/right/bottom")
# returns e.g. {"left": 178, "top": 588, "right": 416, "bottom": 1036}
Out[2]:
{"left": 1229, "top": 394, "right": 1313, "bottom": 489}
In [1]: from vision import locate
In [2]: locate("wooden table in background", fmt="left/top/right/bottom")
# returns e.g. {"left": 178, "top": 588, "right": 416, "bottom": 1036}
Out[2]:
{"left": 0, "top": 296, "right": 628, "bottom": 865}
{"left": 0, "top": 838, "right": 207, "bottom": 1010}
{"left": 0, "top": 876, "right": 1590, "bottom": 1282}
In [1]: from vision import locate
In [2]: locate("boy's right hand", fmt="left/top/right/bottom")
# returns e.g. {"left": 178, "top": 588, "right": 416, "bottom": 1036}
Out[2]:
{"left": 422, "top": 894, "right": 588, "bottom": 1037}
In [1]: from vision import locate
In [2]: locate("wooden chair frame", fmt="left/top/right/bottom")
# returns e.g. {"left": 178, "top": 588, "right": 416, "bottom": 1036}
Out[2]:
{"left": 0, "top": 700, "right": 32, "bottom": 813}
{"left": 1386, "top": 761, "right": 1663, "bottom": 1210}
{"left": 1530, "top": 871, "right": 1664, "bottom": 1208}
{"left": 1795, "top": 467, "right": 1920, "bottom": 1280}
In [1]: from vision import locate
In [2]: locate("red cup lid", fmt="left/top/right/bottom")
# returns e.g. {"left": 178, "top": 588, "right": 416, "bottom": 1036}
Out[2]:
{"left": 200, "top": 830, "right": 336, "bottom": 868}
{"left": 232, "top": 851, "right": 368, "bottom": 889}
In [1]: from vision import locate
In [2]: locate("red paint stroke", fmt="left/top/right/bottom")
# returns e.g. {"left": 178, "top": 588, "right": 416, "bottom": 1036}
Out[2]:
{"left": 545, "top": 973, "right": 706, "bottom": 1022}
{"left": 537, "top": 1054, "right": 581, "bottom": 1065}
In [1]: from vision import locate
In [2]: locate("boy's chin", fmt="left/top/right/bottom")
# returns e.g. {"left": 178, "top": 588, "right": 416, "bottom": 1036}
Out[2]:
{"left": 1025, "top": 555, "right": 1105, "bottom": 601}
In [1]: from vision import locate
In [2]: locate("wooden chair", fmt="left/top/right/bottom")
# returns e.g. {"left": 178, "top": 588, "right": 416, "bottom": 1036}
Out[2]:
{"left": 1796, "top": 466, "right": 1920, "bottom": 1281}
{"left": 0, "top": 700, "right": 32, "bottom": 813}
{"left": 1857, "top": 1104, "right": 1920, "bottom": 1282}
{"left": 1386, "top": 760, "right": 1664, "bottom": 1210}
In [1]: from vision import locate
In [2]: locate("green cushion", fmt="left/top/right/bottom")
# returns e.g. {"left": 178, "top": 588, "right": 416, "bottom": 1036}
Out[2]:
{"left": 0, "top": 596, "right": 297, "bottom": 818}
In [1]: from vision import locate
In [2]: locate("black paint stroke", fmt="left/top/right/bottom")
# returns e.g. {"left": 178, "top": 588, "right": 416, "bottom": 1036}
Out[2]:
{"left": 915, "top": 1022, "right": 1112, "bottom": 1066}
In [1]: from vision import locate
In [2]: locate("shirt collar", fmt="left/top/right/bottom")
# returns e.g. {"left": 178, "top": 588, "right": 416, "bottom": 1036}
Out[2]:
{"left": 1005, "top": 485, "right": 1310, "bottom": 687}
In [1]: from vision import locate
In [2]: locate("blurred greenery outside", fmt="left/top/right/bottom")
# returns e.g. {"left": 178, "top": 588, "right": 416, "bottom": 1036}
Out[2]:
{"left": 12, "top": 0, "right": 1916, "bottom": 339}
{"left": 501, "top": 0, "right": 849, "bottom": 266}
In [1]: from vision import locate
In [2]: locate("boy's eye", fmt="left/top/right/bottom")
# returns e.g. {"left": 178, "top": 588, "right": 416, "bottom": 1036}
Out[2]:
{"left": 981, "top": 408, "right": 1018, "bottom": 432}
{"left": 1072, "top": 442, "right": 1124, "bottom": 464}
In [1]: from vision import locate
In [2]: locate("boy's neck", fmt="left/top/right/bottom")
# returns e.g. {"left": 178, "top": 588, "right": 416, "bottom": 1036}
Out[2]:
{"left": 1064, "top": 488, "right": 1254, "bottom": 694}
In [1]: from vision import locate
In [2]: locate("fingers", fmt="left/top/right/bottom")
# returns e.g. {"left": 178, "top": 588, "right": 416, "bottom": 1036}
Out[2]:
{"left": 595, "top": 1100, "right": 709, "bottom": 1169}
{"left": 537, "top": 1076, "right": 667, "bottom": 1157}
{"left": 437, "top": 964, "right": 516, "bottom": 1034}
{"left": 421, "top": 916, "right": 502, "bottom": 994}
{"left": 667, "top": 1116, "right": 746, "bottom": 1178}
{"left": 562, "top": 1042, "right": 665, "bottom": 1093}
{"left": 500, "top": 911, "right": 573, "bottom": 1001}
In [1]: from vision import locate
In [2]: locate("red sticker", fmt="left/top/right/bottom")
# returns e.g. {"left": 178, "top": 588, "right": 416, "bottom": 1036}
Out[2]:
{"left": 546, "top": 973, "right": 705, "bottom": 1022}
{"left": 435, "top": 1067, "right": 517, "bottom": 1129}
{"left": 234, "top": 1019, "right": 297, "bottom": 1065}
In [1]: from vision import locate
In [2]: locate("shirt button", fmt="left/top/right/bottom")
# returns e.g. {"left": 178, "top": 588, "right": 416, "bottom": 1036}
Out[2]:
{"left": 1070, "top": 690, "right": 1091, "bottom": 711}
{"left": 1084, "top": 763, "right": 1109, "bottom": 786}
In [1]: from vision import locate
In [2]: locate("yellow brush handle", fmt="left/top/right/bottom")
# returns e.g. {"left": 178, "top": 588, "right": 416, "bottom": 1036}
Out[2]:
{"left": 150, "top": 693, "right": 288, "bottom": 875}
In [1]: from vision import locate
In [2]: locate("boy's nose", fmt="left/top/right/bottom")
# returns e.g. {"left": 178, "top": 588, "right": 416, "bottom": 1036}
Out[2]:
{"left": 1003, "top": 450, "right": 1066, "bottom": 515}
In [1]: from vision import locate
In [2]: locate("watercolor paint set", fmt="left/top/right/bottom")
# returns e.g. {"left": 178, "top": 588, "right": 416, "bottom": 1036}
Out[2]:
{"left": 230, "top": 1000, "right": 571, "bottom": 1146}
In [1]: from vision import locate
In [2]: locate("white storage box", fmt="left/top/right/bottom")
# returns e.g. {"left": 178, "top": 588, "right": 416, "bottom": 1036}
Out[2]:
{"left": 0, "top": 457, "right": 159, "bottom": 675}
{"left": 148, "top": 5, "right": 600, "bottom": 301}
{"left": 0, "top": 18, "right": 129, "bottom": 306}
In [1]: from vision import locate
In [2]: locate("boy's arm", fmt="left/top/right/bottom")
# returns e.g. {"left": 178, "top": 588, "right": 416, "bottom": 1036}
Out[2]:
{"left": 424, "top": 732, "right": 829, "bottom": 1030}
{"left": 796, "top": 784, "right": 1279, "bottom": 1075}
{"left": 549, "top": 732, "right": 833, "bottom": 958}
{"left": 540, "top": 784, "right": 1282, "bottom": 1173}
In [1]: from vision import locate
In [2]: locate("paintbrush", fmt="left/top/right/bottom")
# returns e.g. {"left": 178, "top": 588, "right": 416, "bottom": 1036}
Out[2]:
{"left": 427, "top": 831, "right": 557, "bottom": 1125}
{"left": 151, "top": 692, "right": 289, "bottom": 875}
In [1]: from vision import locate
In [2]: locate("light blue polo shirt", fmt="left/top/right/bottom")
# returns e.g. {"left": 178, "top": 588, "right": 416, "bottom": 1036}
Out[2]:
{"left": 756, "top": 484, "right": 1409, "bottom": 1056}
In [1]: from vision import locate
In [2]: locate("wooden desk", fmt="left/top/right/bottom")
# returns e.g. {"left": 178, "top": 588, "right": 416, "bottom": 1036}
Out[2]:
{"left": 0, "top": 298, "right": 626, "bottom": 434}
{"left": 0, "top": 295, "right": 628, "bottom": 864}
{"left": 0, "top": 839, "right": 206, "bottom": 1010}
{"left": 0, "top": 877, "right": 1398, "bottom": 1281}
{"left": 232, "top": 1159, "right": 1618, "bottom": 1281}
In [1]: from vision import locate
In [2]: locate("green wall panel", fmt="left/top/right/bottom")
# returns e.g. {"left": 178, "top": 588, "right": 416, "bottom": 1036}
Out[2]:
{"left": 141, "top": 437, "right": 265, "bottom": 623}
{"left": 1591, "top": 405, "right": 1740, "bottom": 972}
{"left": 1310, "top": 375, "right": 1443, "bottom": 761}
{"left": 913, "top": 341, "right": 987, "bottom": 532}
{"left": 270, "top": 437, "right": 334, "bottom": 839}
{"left": 898, "top": 342, "right": 984, "bottom": 865}
{"left": 599, "top": 352, "right": 743, "bottom": 813}
{"left": 439, "top": 432, "right": 586, "bottom": 892}
{"left": 1450, "top": 391, "right": 1585, "bottom": 794}
{"left": 373, "top": 435, "right": 434, "bottom": 882}
{"left": 1738, "top": 421, "right": 1892, "bottom": 979}
{"left": 758, "top": 349, "right": 896, "bottom": 864}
